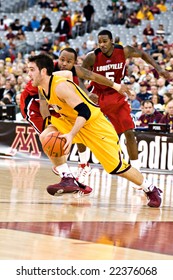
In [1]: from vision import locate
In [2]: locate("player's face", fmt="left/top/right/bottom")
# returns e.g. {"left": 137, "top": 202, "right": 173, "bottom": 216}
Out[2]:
{"left": 58, "top": 51, "right": 76, "bottom": 70}
{"left": 98, "top": 35, "right": 113, "bottom": 55}
{"left": 27, "top": 62, "right": 42, "bottom": 87}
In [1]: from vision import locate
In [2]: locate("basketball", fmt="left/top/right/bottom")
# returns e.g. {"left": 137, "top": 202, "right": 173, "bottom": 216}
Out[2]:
{"left": 42, "top": 131, "right": 66, "bottom": 157}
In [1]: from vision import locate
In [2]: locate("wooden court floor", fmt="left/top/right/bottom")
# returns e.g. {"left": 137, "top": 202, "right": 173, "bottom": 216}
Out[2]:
{"left": 0, "top": 157, "right": 173, "bottom": 260}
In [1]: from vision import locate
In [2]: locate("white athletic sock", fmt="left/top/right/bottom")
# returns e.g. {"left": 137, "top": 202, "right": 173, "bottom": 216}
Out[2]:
{"left": 78, "top": 151, "right": 88, "bottom": 164}
{"left": 130, "top": 159, "right": 141, "bottom": 171}
{"left": 54, "top": 163, "right": 73, "bottom": 178}
{"left": 140, "top": 179, "right": 154, "bottom": 192}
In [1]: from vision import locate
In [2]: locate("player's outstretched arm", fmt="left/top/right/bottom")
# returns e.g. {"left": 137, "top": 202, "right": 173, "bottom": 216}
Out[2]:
{"left": 75, "top": 65, "right": 131, "bottom": 96}
{"left": 124, "top": 45, "right": 171, "bottom": 80}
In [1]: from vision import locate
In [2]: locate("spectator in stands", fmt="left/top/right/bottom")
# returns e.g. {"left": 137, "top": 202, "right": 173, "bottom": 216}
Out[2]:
{"left": 144, "top": 42, "right": 153, "bottom": 56}
{"left": 15, "top": 29, "right": 26, "bottom": 41}
{"left": 0, "top": 97, "right": 12, "bottom": 105}
{"left": 143, "top": 22, "right": 155, "bottom": 36}
{"left": 151, "top": 94, "right": 163, "bottom": 111}
{"left": 149, "top": 84, "right": 164, "bottom": 103}
{"left": 152, "top": 43, "right": 166, "bottom": 61}
{"left": 107, "top": 0, "right": 118, "bottom": 12}
{"left": 156, "top": 24, "right": 165, "bottom": 36}
{"left": 129, "top": 75, "right": 140, "bottom": 93}
{"left": 134, "top": 100, "right": 145, "bottom": 121}
{"left": 156, "top": 1, "right": 167, "bottom": 13}
{"left": 54, "top": 12, "right": 71, "bottom": 40}
{"left": 136, "top": 4, "right": 154, "bottom": 21}
{"left": 118, "top": 1, "right": 127, "bottom": 16}
{"left": 64, "top": 10, "right": 72, "bottom": 39}
{"left": 0, "top": 41, "right": 10, "bottom": 60}
{"left": 51, "top": 38, "right": 61, "bottom": 58}
{"left": 129, "top": 64, "right": 141, "bottom": 82}
{"left": 79, "top": 41, "right": 89, "bottom": 56}
{"left": 14, "top": 51, "right": 25, "bottom": 64}
{"left": 58, "top": 0, "right": 68, "bottom": 12}
{"left": 38, "top": 0, "right": 50, "bottom": 9}
{"left": 128, "top": 90, "right": 141, "bottom": 115}
{"left": 71, "top": 10, "right": 80, "bottom": 27}
{"left": 159, "top": 99, "right": 173, "bottom": 133}
{"left": 22, "top": 21, "right": 33, "bottom": 32}
{"left": 113, "top": 11, "right": 126, "bottom": 25}
{"left": 140, "top": 35, "right": 150, "bottom": 51}
{"left": 14, "top": 75, "right": 25, "bottom": 96}
{"left": 149, "top": 77, "right": 158, "bottom": 87}
{"left": 15, "top": 92, "right": 24, "bottom": 121}
{"left": 10, "top": 19, "right": 23, "bottom": 31}
{"left": 131, "top": 35, "right": 139, "bottom": 48}
{"left": 1, "top": 79, "right": 15, "bottom": 101}
{"left": 83, "top": 0, "right": 95, "bottom": 33}
{"left": 49, "top": 0, "right": 58, "bottom": 11}
{"left": 157, "top": 77, "right": 167, "bottom": 96}
{"left": 28, "top": 0, "right": 37, "bottom": 7}
{"left": 151, "top": 36, "right": 159, "bottom": 53}
{"left": 86, "top": 35, "right": 96, "bottom": 51}
{"left": 162, "top": 92, "right": 173, "bottom": 112}
{"left": 3, "top": 15, "right": 13, "bottom": 28}
{"left": 40, "top": 14, "right": 52, "bottom": 30}
{"left": 166, "top": 58, "right": 173, "bottom": 72}
{"left": 30, "top": 16, "right": 41, "bottom": 31}
{"left": 167, "top": 81, "right": 173, "bottom": 94}
{"left": 136, "top": 81, "right": 152, "bottom": 102}
{"left": 0, "top": 18, "right": 8, "bottom": 31}
{"left": 125, "top": 10, "right": 141, "bottom": 29}
{"left": 40, "top": 37, "right": 52, "bottom": 53}
{"left": 14, "top": 29, "right": 27, "bottom": 54}
{"left": 136, "top": 100, "right": 163, "bottom": 127}
{"left": 114, "top": 36, "right": 122, "bottom": 45}
{"left": 5, "top": 27, "right": 16, "bottom": 41}
{"left": 41, "top": 19, "right": 52, "bottom": 32}
{"left": 71, "top": 11, "right": 85, "bottom": 37}
{"left": 150, "top": 2, "right": 161, "bottom": 15}
{"left": 0, "top": 73, "right": 6, "bottom": 100}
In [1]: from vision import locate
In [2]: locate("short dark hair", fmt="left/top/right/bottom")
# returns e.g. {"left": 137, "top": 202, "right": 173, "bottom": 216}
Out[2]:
{"left": 28, "top": 53, "right": 54, "bottom": 75}
{"left": 98, "top": 29, "right": 113, "bottom": 40}
{"left": 60, "top": 47, "right": 77, "bottom": 61}
{"left": 143, "top": 100, "right": 154, "bottom": 106}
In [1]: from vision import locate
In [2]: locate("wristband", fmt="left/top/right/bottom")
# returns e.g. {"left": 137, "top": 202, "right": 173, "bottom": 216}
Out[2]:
{"left": 112, "top": 82, "right": 121, "bottom": 92}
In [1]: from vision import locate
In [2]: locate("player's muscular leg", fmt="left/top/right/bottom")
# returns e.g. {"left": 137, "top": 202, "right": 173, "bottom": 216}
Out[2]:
{"left": 124, "top": 129, "right": 138, "bottom": 160}
{"left": 117, "top": 166, "right": 143, "bottom": 185}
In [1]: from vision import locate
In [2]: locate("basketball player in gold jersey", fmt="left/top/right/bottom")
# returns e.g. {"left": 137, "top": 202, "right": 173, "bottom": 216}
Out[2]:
{"left": 27, "top": 53, "right": 162, "bottom": 208}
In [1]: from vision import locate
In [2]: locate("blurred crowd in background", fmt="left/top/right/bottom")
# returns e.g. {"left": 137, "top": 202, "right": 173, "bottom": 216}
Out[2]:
{"left": 0, "top": 0, "right": 173, "bottom": 131}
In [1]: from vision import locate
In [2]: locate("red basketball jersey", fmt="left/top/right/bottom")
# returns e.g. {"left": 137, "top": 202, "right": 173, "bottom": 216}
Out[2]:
{"left": 89, "top": 45, "right": 134, "bottom": 134}
{"left": 90, "top": 44, "right": 126, "bottom": 97}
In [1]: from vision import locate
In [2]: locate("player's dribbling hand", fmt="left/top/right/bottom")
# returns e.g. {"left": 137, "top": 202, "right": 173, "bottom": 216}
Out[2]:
{"left": 58, "top": 133, "right": 73, "bottom": 155}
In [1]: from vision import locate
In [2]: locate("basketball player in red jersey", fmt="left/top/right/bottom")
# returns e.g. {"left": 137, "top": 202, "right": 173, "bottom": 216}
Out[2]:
{"left": 82, "top": 29, "right": 171, "bottom": 171}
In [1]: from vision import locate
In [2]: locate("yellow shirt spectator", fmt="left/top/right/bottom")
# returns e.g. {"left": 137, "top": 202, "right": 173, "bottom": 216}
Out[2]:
{"left": 157, "top": 1, "right": 167, "bottom": 13}
{"left": 137, "top": 5, "right": 154, "bottom": 21}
